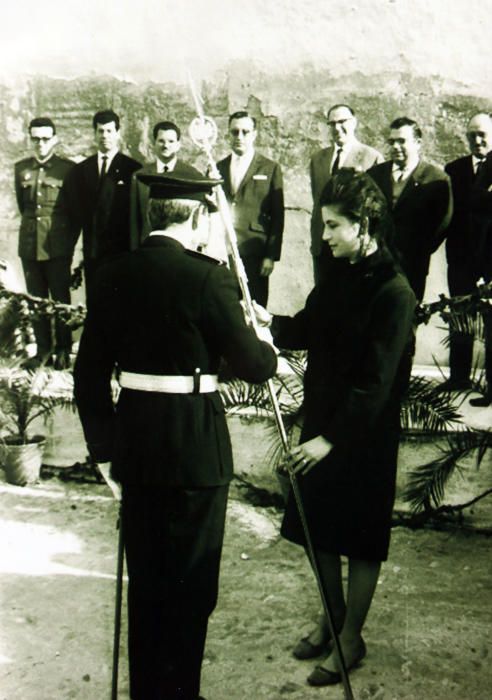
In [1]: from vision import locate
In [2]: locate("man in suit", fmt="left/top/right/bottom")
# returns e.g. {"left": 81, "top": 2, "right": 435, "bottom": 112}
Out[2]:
{"left": 217, "top": 111, "right": 284, "bottom": 306}
{"left": 130, "top": 120, "right": 203, "bottom": 248}
{"left": 64, "top": 109, "right": 141, "bottom": 298}
{"left": 14, "top": 117, "right": 76, "bottom": 369}
{"left": 73, "top": 172, "right": 277, "bottom": 700}
{"left": 468, "top": 147, "right": 492, "bottom": 406}
{"left": 439, "top": 113, "right": 492, "bottom": 392}
{"left": 310, "top": 104, "right": 383, "bottom": 282}
{"left": 368, "top": 117, "right": 453, "bottom": 301}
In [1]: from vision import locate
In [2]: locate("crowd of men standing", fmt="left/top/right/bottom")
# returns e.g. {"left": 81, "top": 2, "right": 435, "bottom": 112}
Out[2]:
{"left": 11, "top": 104, "right": 492, "bottom": 404}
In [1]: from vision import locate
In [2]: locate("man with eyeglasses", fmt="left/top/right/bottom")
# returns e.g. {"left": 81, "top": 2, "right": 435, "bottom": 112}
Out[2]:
{"left": 14, "top": 117, "right": 77, "bottom": 369}
{"left": 368, "top": 117, "right": 453, "bottom": 302}
{"left": 217, "top": 111, "right": 284, "bottom": 306}
{"left": 310, "top": 104, "right": 383, "bottom": 283}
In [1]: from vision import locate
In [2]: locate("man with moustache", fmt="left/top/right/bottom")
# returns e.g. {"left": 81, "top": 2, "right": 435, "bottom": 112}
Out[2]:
{"left": 130, "top": 120, "right": 203, "bottom": 248}
{"left": 217, "top": 111, "right": 284, "bottom": 306}
{"left": 64, "top": 109, "right": 141, "bottom": 298}
{"left": 368, "top": 117, "right": 453, "bottom": 301}
{"left": 439, "top": 113, "right": 492, "bottom": 393}
{"left": 310, "top": 104, "right": 383, "bottom": 283}
{"left": 14, "top": 117, "right": 76, "bottom": 368}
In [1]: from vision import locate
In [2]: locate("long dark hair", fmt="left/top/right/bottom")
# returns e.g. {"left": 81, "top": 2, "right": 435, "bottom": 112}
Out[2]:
{"left": 319, "top": 168, "right": 397, "bottom": 259}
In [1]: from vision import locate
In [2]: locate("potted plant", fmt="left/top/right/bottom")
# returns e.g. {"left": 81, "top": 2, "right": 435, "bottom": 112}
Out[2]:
{"left": 0, "top": 363, "right": 72, "bottom": 486}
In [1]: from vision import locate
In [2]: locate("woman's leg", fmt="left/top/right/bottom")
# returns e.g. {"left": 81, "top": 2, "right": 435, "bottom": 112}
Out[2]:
{"left": 303, "top": 550, "right": 346, "bottom": 645}
{"left": 320, "top": 557, "right": 381, "bottom": 672}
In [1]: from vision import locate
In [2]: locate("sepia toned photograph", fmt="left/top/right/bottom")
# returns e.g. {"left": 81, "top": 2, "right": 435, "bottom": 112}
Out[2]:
{"left": 0, "top": 2, "right": 491, "bottom": 698}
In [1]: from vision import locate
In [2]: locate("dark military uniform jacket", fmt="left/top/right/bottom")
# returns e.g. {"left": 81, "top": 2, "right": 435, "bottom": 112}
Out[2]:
{"left": 74, "top": 235, "right": 277, "bottom": 486}
{"left": 14, "top": 155, "right": 76, "bottom": 260}
{"left": 217, "top": 152, "right": 284, "bottom": 260}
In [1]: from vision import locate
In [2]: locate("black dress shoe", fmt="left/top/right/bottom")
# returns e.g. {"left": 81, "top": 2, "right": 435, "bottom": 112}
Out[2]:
{"left": 435, "top": 378, "right": 471, "bottom": 392}
{"left": 469, "top": 395, "right": 491, "bottom": 407}
{"left": 307, "top": 638, "right": 366, "bottom": 686}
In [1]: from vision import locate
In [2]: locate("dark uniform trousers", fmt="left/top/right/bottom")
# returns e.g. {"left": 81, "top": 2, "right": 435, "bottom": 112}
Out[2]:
{"left": 21, "top": 257, "right": 72, "bottom": 356}
{"left": 447, "top": 262, "right": 476, "bottom": 382}
{"left": 122, "top": 484, "right": 229, "bottom": 700}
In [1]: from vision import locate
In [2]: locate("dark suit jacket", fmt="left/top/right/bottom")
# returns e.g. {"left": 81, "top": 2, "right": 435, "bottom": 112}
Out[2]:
{"left": 368, "top": 159, "right": 453, "bottom": 300}
{"left": 217, "top": 151, "right": 284, "bottom": 260}
{"left": 444, "top": 155, "right": 476, "bottom": 268}
{"left": 310, "top": 140, "right": 383, "bottom": 255}
{"left": 469, "top": 152, "right": 492, "bottom": 281}
{"left": 64, "top": 151, "right": 142, "bottom": 262}
{"left": 129, "top": 159, "right": 203, "bottom": 249}
{"left": 73, "top": 235, "right": 277, "bottom": 486}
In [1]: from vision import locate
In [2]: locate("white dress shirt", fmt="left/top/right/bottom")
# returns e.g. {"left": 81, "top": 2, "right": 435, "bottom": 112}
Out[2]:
{"left": 98, "top": 149, "right": 118, "bottom": 174}
{"left": 230, "top": 149, "right": 255, "bottom": 193}
{"left": 156, "top": 156, "right": 177, "bottom": 173}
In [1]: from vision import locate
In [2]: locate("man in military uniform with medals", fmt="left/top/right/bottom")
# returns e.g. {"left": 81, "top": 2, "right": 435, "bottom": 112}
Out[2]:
{"left": 74, "top": 172, "right": 277, "bottom": 700}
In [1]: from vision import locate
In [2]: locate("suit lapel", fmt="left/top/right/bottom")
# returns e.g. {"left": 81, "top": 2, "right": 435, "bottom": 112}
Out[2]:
{"left": 375, "top": 162, "right": 394, "bottom": 204}
{"left": 220, "top": 155, "right": 233, "bottom": 197}
{"left": 395, "top": 160, "right": 425, "bottom": 208}
{"left": 237, "top": 152, "right": 262, "bottom": 194}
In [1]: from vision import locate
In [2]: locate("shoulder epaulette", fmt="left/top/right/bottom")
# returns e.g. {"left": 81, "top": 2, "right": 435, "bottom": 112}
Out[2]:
{"left": 185, "top": 248, "right": 226, "bottom": 266}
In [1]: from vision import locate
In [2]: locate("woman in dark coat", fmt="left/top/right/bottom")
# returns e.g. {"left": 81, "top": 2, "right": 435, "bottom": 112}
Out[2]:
{"left": 272, "top": 169, "right": 416, "bottom": 686}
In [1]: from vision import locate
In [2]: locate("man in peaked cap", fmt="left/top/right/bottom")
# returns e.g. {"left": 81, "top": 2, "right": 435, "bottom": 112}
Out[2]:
{"left": 74, "top": 172, "right": 277, "bottom": 700}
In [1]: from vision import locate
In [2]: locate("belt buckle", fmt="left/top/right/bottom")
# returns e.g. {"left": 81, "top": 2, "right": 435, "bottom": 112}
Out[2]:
{"left": 193, "top": 367, "right": 201, "bottom": 394}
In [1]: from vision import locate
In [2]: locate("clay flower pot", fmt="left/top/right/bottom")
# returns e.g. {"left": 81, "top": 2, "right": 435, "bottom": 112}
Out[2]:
{"left": 0, "top": 435, "right": 46, "bottom": 486}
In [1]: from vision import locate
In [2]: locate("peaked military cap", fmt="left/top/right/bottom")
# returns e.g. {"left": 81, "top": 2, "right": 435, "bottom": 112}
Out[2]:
{"left": 137, "top": 173, "right": 222, "bottom": 209}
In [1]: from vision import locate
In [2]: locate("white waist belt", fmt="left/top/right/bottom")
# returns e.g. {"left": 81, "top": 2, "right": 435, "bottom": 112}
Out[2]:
{"left": 119, "top": 371, "right": 219, "bottom": 394}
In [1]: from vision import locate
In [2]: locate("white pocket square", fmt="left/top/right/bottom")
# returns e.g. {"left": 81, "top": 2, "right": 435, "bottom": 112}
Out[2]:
{"left": 253, "top": 174, "right": 268, "bottom": 180}
{"left": 117, "top": 180, "right": 125, "bottom": 185}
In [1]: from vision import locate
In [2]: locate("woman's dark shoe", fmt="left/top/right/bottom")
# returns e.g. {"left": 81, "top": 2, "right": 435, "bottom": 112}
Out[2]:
{"left": 307, "top": 638, "right": 366, "bottom": 686}
{"left": 292, "top": 634, "right": 331, "bottom": 660}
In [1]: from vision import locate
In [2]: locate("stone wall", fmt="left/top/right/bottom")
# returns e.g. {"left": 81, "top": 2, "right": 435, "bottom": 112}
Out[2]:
{"left": 0, "top": 69, "right": 489, "bottom": 365}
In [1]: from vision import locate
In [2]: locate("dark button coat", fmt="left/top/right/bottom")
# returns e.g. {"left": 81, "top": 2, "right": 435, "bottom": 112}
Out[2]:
{"left": 73, "top": 235, "right": 277, "bottom": 486}
{"left": 273, "top": 249, "right": 415, "bottom": 561}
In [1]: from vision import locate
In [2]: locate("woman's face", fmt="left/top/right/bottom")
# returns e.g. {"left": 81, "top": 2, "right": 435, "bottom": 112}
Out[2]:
{"left": 321, "top": 204, "right": 361, "bottom": 262}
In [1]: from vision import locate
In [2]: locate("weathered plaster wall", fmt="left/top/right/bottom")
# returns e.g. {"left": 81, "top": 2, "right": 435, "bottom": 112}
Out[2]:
{"left": 0, "top": 1, "right": 490, "bottom": 365}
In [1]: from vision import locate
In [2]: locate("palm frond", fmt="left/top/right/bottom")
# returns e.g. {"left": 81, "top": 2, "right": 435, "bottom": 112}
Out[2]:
{"left": 402, "top": 429, "right": 492, "bottom": 512}
{"left": 401, "top": 375, "right": 463, "bottom": 433}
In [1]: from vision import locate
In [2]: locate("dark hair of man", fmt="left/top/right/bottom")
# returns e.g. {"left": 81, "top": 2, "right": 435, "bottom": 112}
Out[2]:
{"left": 389, "top": 117, "right": 422, "bottom": 140}
{"left": 92, "top": 110, "right": 120, "bottom": 131}
{"left": 152, "top": 121, "right": 181, "bottom": 141}
{"left": 148, "top": 198, "right": 199, "bottom": 230}
{"left": 29, "top": 117, "right": 56, "bottom": 135}
{"left": 228, "top": 111, "right": 257, "bottom": 129}
{"left": 327, "top": 104, "right": 355, "bottom": 119}
{"left": 319, "top": 168, "right": 391, "bottom": 249}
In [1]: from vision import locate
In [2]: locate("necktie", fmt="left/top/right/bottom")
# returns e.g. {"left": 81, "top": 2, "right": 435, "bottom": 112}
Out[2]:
{"left": 163, "top": 165, "right": 169, "bottom": 173}
{"left": 331, "top": 147, "right": 342, "bottom": 175}
{"left": 99, "top": 155, "right": 108, "bottom": 181}
{"left": 475, "top": 158, "right": 485, "bottom": 178}
{"left": 394, "top": 167, "right": 406, "bottom": 182}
